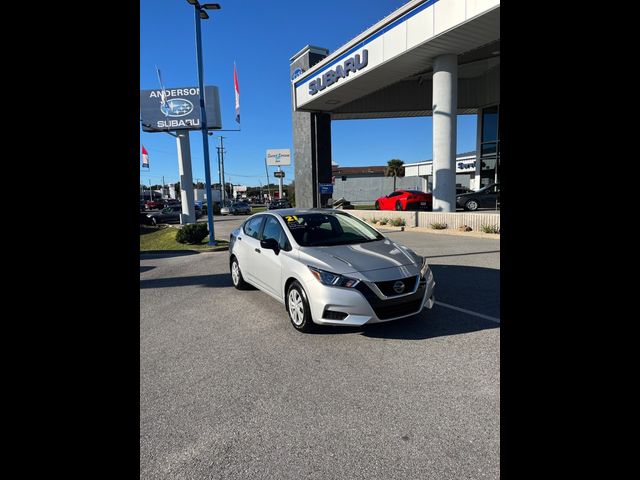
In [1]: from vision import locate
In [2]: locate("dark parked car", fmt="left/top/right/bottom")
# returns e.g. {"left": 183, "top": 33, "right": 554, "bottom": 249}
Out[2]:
{"left": 221, "top": 202, "right": 252, "bottom": 215}
{"left": 456, "top": 183, "right": 500, "bottom": 211}
{"left": 267, "top": 199, "right": 292, "bottom": 210}
{"left": 146, "top": 205, "right": 203, "bottom": 225}
{"left": 375, "top": 190, "right": 432, "bottom": 211}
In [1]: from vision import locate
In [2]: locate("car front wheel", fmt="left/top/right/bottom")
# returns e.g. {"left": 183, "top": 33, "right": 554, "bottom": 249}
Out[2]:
{"left": 375, "top": 201, "right": 380, "bottom": 210}
{"left": 465, "top": 199, "right": 479, "bottom": 211}
{"left": 287, "top": 281, "right": 315, "bottom": 332}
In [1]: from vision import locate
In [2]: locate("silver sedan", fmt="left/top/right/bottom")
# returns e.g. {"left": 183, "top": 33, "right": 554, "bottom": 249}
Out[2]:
{"left": 229, "top": 209, "right": 435, "bottom": 332}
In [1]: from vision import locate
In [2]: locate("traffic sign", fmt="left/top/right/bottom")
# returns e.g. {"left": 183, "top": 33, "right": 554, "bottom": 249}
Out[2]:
{"left": 274, "top": 171, "right": 285, "bottom": 178}
{"left": 319, "top": 183, "right": 333, "bottom": 194}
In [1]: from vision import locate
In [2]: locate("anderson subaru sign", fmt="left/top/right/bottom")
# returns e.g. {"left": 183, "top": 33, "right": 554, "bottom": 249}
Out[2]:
{"left": 140, "top": 86, "right": 222, "bottom": 132}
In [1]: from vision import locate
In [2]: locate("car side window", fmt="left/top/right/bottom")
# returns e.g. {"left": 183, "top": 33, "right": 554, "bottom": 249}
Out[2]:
{"left": 388, "top": 192, "right": 401, "bottom": 197}
{"left": 243, "top": 216, "right": 264, "bottom": 239}
{"left": 262, "top": 216, "right": 289, "bottom": 249}
{"left": 162, "top": 207, "right": 172, "bottom": 214}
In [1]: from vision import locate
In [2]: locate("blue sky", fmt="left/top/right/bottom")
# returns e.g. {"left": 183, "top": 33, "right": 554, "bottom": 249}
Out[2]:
{"left": 140, "top": 0, "right": 477, "bottom": 187}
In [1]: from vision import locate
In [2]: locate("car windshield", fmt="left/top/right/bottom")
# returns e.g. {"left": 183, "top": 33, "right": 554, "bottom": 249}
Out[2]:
{"left": 281, "top": 212, "right": 384, "bottom": 247}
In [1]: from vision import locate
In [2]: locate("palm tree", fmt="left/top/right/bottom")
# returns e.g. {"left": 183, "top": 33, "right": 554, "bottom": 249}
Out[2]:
{"left": 385, "top": 159, "right": 405, "bottom": 191}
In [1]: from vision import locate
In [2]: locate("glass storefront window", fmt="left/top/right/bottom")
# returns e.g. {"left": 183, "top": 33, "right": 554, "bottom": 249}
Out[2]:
{"left": 482, "top": 106, "right": 498, "bottom": 143}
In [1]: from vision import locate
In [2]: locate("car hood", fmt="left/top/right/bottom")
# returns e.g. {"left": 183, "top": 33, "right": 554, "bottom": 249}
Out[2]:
{"left": 298, "top": 238, "right": 421, "bottom": 275}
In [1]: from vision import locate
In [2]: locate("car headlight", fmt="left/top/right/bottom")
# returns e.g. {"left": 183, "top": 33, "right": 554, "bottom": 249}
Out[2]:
{"left": 308, "top": 266, "right": 360, "bottom": 288}
{"left": 419, "top": 256, "right": 430, "bottom": 278}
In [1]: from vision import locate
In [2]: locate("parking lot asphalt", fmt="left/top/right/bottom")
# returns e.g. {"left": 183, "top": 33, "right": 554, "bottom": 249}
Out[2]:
{"left": 140, "top": 226, "right": 500, "bottom": 480}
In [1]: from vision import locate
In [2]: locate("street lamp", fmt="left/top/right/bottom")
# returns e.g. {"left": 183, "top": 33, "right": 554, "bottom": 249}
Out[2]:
{"left": 185, "top": 1, "right": 221, "bottom": 246}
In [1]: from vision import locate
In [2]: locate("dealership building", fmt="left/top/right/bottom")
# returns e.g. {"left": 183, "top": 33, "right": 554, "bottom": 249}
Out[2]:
{"left": 290, "top": 0, "right": 500, "bottom": 211}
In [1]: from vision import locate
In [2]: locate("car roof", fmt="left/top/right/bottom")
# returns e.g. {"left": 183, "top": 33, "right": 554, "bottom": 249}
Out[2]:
{"left": 261, "top": 208, "right": 346, "bottom": 217}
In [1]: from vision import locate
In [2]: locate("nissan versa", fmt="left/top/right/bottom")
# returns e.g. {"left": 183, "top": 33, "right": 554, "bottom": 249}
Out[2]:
{"left": 229, "top": 209, "right": 435, "bottom": 332}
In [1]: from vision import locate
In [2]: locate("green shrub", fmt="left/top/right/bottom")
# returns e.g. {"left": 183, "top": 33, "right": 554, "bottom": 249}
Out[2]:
{"left": 379, "top": 218, "right": 389, "bottom": 225}
{"left": 369, "top": 217, "right": 378, "bottom": 224}
{"left": 176, "top": 223, "right": 209, "bottom": 244}
{"left": 430, "top": 222, "right": 447, "bottom": 230}
{"left": 480, "top": 224, "right": 500, "bottom": 234}
{"left": 390, "top": 218, "right": 406, "bottom": 227}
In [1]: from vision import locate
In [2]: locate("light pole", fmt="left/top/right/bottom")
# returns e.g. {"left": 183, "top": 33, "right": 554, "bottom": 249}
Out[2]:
{"left": 186, "top": 0, "right": 221, "bottom": 245}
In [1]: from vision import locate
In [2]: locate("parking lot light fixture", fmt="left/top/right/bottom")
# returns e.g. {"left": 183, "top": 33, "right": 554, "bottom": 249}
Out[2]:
{"left": 186, "top": 0, "right": 222, "bottom": 246}
{"left": 203, "top": 3, "right": 221, "bottom": 9}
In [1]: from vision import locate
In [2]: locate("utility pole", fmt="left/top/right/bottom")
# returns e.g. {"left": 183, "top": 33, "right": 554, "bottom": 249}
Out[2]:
{"left": 219, "top": 136, "right": 227, "bottom": 205}
{"left": 264, "top": 156, "right": 272, "bottom": 202}
{"left": 148, "top": 178, "right": 152, "bottom": 201}
{"left": 162, "top": 175, "right": 165, "bottom": 198}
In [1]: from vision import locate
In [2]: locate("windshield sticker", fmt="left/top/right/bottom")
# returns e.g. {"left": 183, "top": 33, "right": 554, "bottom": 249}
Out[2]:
{"left": 284, "top": 215, "right": 305, "bottom": 229}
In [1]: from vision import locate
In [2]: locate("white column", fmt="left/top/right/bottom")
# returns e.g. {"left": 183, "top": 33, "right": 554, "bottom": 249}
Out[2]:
{"left": 176, "top": 130, "right": 196, "bottom": 224}
{"left": 432, "top": 54, "right": 458, "bottom": 212}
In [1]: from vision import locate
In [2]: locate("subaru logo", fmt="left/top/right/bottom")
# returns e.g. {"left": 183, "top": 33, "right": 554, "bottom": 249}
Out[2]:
{"left": 291, "top": 67, "right": 303, "bottom": 81}
{"left": 393, "top": 281, "right": 405, "bottom": 294}
{"left": 160, "top": 98, "right": 194, "bottom": 117}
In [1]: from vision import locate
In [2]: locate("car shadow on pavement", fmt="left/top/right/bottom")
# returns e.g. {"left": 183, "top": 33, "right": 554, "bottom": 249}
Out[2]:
{"left": 140, "top": 273, "right": 233, "bottom": 289}
{"left": 140, "top": 251, "right": 201, "bottom": 260}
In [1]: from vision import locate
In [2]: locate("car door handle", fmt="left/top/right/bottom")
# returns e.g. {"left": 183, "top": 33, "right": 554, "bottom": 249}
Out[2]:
{"left": 255, "top": 248, "right": 261, "bottom": 253}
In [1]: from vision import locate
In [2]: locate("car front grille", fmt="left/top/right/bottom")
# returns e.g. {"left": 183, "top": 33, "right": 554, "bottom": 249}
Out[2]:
{"left": 372, "top": 299, "right": 424, "bottom": 320}
{"left": 355, "top": 280, "right": 426, "bottom": 320}
{"left": 375, "top": 276, "right": 418, "bottom": 297}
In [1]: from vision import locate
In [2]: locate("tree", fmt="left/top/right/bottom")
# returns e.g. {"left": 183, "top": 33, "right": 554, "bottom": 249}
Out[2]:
{"left": 385, "top": 159, "right": 405, "bottom": 191}
{"left": 288, "top": 180, "right": 295, "bottom": 205}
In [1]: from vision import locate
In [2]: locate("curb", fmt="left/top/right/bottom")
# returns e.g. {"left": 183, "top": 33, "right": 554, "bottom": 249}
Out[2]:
{"left": 405, "top": 227, "right": 500, "bottom": 239}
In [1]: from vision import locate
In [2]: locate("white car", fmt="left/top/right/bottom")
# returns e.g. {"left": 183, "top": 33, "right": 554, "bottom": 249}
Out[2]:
{"left": 229, "top": 209, "right": 435, "bottom": 332}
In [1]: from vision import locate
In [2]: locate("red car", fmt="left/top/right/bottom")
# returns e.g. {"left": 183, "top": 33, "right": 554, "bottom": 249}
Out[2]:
{"left": 144, "top": 199, "right": 165, "bottom": 210}
{"left": 374, "top": 190, "right": 433, "bottom": 211}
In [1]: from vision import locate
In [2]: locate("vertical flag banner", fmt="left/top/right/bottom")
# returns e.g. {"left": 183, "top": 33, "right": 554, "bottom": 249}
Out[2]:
{"left": 234, "top": 62, "right": 240, "bottom": 124}
{"left": 141, "top": 145, "right": 150, "bottom": 169}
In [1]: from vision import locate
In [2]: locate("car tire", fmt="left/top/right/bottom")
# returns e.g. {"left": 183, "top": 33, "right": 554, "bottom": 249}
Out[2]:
{"left": 150, "top": 217, "right": 157, "bottom": 226}
{"left": 465, "top": 199, "right": 479, "bottom": 211}
{"left": 375, "top": 201, "right": 380, "bottom": 210}
{"left": 286, "top": 281, "right": 315, "bottom": 333}
{"left": 395, "top": 201, "right": 403, "bottom": 211}
{"left": 230, "top": 256, "right": 250, "bottom": 290}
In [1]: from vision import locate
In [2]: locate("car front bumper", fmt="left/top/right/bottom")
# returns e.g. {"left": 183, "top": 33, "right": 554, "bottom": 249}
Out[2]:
{"left": 305, "top": 269, "right": 436, "bottom": 327}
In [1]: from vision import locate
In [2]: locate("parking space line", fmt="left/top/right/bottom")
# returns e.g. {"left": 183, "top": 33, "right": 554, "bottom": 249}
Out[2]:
{"left": 434, "top": 301, "right": 500, "bottom": 323}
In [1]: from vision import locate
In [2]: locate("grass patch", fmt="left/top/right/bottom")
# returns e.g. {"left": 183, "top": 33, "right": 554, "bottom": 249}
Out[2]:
{"left": 251, "top": 206, "right": 267, "bottom": 213}
{"left": 140, "top": 226, "right": 229, "bottom": 251}
{"left": 389, "top": 218, "right": 406, "bottom": 227}
{"left": 430, "top": 222, "right": 448, "bottom": 230}
{"left": 480, "top": 224, "right": 500, "bottom": 234}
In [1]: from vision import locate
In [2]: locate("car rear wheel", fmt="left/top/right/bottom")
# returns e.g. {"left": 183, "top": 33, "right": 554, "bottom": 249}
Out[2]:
{"left": 375, "top": 201, "right": 380, "bottom": 210}
{"left": 287, "top": 281, "right": 315, "bottom": 332}
{"left": 230, "top": 257, "right": 250, "bottom": 290}
{"left": 465, "top": 199, "right": 479, "bottom": 211}
{"left": 395, "top": 201, "right": 403, "bottom": 211}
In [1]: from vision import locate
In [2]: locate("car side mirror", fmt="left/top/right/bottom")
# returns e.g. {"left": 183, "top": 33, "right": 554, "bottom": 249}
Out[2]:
{"left": 260, "top": 237, "right": 280, "bottom": 254}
